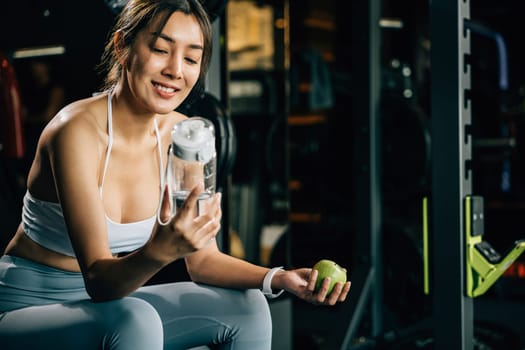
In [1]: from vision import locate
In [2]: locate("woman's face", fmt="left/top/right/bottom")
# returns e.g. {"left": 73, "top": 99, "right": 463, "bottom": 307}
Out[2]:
{"left": 124, "top": 11, "right": 204, "bottom": 114}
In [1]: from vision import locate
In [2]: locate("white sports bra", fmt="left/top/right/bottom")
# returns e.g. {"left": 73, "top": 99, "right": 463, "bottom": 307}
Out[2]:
{"left": 22, "top": 91, "right": 163, "bottom": 257}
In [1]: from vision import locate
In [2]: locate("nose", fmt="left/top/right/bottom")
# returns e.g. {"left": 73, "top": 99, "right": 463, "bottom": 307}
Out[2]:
{"left": 163, "top": 52, "right": 183, "bottom": 80}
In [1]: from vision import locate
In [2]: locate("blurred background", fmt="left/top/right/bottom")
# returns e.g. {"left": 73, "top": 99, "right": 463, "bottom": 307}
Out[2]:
{"left": 1, "top": 0, "right": 525, "bottom": 349}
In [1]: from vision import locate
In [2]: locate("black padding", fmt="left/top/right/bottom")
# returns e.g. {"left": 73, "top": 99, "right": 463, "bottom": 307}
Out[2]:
{"left": 201, "top": 0, "right": 228, "bottom": 22}
{"left": 381, "top": 95, "right": 431, "bottom": 199}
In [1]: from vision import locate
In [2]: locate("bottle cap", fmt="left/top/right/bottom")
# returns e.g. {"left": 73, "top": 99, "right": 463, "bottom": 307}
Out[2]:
{"left": 171, "top": 117, "right": 215, "bottom": 163}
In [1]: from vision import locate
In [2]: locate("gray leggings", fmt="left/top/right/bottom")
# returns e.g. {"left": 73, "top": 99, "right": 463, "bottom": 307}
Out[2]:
{"left": 0, "top": 255, "right": 272, "bottom": 350}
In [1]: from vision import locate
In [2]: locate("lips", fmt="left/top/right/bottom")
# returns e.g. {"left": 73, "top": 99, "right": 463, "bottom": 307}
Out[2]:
{"left": 153, "top": 82, "right": 179, "bottom": 94}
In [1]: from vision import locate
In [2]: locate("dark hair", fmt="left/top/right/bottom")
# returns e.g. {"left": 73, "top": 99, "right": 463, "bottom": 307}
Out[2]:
{"left": 97, "top": 0, "right": 212, "bottom": 95}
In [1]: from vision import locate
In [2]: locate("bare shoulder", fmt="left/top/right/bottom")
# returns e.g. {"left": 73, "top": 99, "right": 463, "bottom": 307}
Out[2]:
{"left": 41, "top": 93, "right": 109, "bottom": 151}
{"left": 28, "top": 93, "right": 110, "bottom": 200}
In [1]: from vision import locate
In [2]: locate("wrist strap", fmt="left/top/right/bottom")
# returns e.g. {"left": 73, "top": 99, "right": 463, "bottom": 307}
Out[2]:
{"left": 262, "top": 266, "right": 284, "bottom": 299}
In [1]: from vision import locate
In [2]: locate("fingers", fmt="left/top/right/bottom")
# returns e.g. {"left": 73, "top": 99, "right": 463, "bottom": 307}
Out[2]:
{"left": 192, "top": 191, "right": 221, "bottom": 222}
{"left": 168, "top": 184, "right": 220, "bottom": 227}
{"left": 210, "top": 192, "right": 222, "bottom": 218}
{"left": 194, "top": 215, "right": 221, "bottom": 246}
{"left": 183, "top": 190, "right": 222, "bottom": 248}
{"left": 307, "top": 268, "right": 318, "bottom": 292}
{"left": 178, "top": 185, "right": 222, "bottom": 220}
{"left": 178, "top": 183, "right": 204, "bottom": 215}
{"left": 338, "top": 281, "right": 352, "bottom": 302}
{"left": 325, "top": 282, "right": 344, "bottom": 305}
{"left": 313, "top": 277, "right": 332, "bottom": 303}
{"left": 310, "top": 278, "right": 352, "bottom": 306}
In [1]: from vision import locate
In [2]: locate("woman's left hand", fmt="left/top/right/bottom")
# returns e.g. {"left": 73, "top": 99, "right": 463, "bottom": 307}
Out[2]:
{"left": 276, "top": 268, "right": 351, "bottom": 306}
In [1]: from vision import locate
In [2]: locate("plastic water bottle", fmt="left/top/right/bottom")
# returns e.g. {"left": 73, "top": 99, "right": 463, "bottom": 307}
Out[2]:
{"left": 162, "top": 117, "right": 216, "bottom": 221}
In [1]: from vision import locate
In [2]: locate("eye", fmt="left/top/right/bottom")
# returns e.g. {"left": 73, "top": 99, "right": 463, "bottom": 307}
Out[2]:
{"left": 152, "top": 47, "right": 168, "bottom": 54}
{"left": 185, "top": 57, "right": 198, "bottom": 65}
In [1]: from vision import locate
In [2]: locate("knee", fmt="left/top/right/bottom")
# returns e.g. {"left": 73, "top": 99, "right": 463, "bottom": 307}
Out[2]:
{"left": 240, "top": 289, "right": 272, "bottom": 328}
{"left": 106, "top": 297, "right": 162, "bottom": 331}
{"left": 225, "top": 289, "right": 273, "bottom": 344}
{"left": 99, "top": 297, "right": 163, "bottom": 349}
{"left": 244, "top": 289, "right": 271, "bottom": 312}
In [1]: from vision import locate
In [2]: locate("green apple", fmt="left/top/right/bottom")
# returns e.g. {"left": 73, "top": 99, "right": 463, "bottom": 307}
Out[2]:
{"left": 313, "top": 259, "right": 347, "bottom": 295}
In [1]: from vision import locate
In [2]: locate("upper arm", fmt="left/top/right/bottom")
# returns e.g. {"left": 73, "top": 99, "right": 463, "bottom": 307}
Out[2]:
{"left": 48, "top": 112, "right": 113, "bottom": 273}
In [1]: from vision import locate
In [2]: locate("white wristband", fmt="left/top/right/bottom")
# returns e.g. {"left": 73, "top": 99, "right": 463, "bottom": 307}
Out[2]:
{"left": 262, "top": 266, "right": 284, "bottom": 299}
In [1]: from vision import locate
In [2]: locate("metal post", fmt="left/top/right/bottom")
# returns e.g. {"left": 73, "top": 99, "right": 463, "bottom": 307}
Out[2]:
{"left": 335, "top": 0, "right": 383, "bottom": 348}
{"left": 353, "top": 0, "right": 383, "bottom": 338}
{"left": 430, "top": 0, "right": 474, "bottom": 348}
{"left": 206, "top": 14, "right": 230, "bottom": 253}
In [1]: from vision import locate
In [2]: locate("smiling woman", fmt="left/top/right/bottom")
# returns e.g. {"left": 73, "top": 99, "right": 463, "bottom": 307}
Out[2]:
{"left": 0, "top": 1, "right": 351, "bottom": 349}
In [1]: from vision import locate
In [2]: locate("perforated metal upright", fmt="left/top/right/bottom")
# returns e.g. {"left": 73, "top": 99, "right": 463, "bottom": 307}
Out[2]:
{"left": 430, "top": 0, "right": 474, "bottom": 348}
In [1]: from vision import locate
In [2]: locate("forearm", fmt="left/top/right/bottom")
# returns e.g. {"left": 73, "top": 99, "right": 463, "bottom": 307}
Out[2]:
{"left": 187, "top": 251, "right": 272, "bottom": 290}
{"left": 84, "top": 247, "right": 168, "bottom": 301}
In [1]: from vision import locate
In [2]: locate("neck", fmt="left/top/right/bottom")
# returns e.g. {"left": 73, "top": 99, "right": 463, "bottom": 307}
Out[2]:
{"left": 110, "top": 86, "right": 158, "bottom": 143}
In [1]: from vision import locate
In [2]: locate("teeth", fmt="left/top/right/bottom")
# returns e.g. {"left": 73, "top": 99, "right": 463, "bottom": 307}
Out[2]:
{"left": 154, "top": 83, "right": 175, "bottom": 93}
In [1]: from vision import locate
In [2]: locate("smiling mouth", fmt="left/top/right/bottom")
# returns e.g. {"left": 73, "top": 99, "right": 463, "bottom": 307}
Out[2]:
{"left": 153, "top": 82, "right": 178, "bottom": 93}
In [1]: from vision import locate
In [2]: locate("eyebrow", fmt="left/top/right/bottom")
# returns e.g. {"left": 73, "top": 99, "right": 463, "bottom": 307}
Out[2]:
{"left": 153, "top": 32, "right": 203, "bottom": 51}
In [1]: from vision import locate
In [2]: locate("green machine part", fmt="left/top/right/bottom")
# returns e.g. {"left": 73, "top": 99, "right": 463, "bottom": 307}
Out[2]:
{"left": 465, "top": 195, "right": 525, "bottom": 297}
{"left": 422, "top": 196, "right": 430, "bottom": 295}
{"left": 422, "top": 196, "right": 525, "bottom": 297}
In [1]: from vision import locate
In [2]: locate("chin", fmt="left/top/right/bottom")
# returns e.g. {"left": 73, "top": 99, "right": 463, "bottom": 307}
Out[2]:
{"left": 150, "top": 98, "right": 182, "bottom": 114}
{"left": 154, "top": 105, "right": 177, "bottom": 115}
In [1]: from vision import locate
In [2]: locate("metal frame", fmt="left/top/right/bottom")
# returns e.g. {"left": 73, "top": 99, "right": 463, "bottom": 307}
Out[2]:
{"left": 348, "top": 0, "right": 384, "bottom": 340}
{"left": 334, "top": 0, "right": 384, "bottom": 348}
{"left": 210, "top": 0, "right": 476, "bottom": 347}
{"left": 206, "top": 14, "right": 230, "bottom": 252}
{"left": 338, "top": 0, "right": 476, "bottom": 348}
{"left": 430, "top": 0, "right": 474, "bottom": 348}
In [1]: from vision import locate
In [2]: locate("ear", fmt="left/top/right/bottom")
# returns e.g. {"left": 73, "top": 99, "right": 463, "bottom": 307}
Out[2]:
{"left": 113, "top": 30, "right": 126, "bottom": 65}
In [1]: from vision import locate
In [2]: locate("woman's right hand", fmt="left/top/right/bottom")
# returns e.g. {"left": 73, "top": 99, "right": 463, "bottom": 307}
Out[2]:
{"left": 149, "top": 183, "right": 222, "bottom": 263}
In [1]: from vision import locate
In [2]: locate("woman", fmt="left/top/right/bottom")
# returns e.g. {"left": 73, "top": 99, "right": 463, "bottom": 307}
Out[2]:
{"left": 0, "top": 1, "right": 351, "bottom": 349}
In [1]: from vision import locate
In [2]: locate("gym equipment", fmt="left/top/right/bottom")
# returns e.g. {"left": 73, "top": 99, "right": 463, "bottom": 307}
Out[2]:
{"left": 464, "top": 195, "right": 525, "bottom": 297}
{"left": 200, "top": 0, "right": 228, "bottom": 22}
{"left": 345, "top": 319, "right": 521, "bottom": 350}
{"left": 289, "top": 48, "right": 334, "bottom": 112}
{"left": 381, "top": 94, "right": 430, "bottom": 200}
{"left": 104, "top": 0, "right": 128, "bottom": 14}
{"left": 0, "top": 51, "right": 24, "bottom": 159}
{"left": 467, "top": 21, "right": 515, "bottom": 195}
{"left": 422, "top": 195, "right": 525, "bottom": 298}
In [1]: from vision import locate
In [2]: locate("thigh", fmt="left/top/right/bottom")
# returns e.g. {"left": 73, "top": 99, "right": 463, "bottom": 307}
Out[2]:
{"left": 0, "top": 297, "right": 163, "bottom": 350}
{"left": 133, "top": 282, "right": 273, "bottom": 350}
